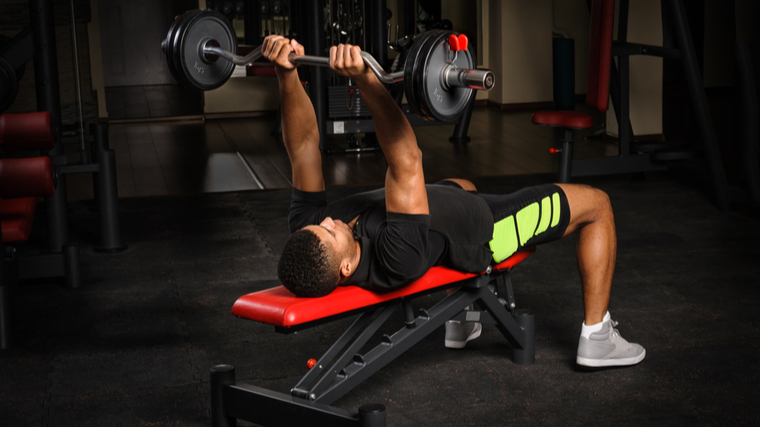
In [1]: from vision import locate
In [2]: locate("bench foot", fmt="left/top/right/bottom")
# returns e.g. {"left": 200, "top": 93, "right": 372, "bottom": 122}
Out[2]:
{"left": 210, "top": 364, "right": 236, "bottom": 427}
{"left": 210, "top": 364, "right": 386, "bottom": 427}
{"left": 512, "top": 309, "right": 535, "bottom": 365}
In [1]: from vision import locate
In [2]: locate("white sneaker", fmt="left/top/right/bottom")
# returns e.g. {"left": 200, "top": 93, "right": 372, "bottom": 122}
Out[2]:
{"left": 576, "top": 318, "right": 646, "bottom": 367}
{"left": 445, "top": 320, "right": 482, "bottom": 349}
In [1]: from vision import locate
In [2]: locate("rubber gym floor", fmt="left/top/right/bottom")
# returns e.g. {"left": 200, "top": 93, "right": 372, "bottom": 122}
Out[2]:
{"left": 2, "top": 103, "right": 760, "bottom": 425}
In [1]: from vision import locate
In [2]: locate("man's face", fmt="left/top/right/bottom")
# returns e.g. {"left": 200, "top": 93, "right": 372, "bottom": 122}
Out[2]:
{"left": 303, "top": 217, "right": 356, "bottom": 260}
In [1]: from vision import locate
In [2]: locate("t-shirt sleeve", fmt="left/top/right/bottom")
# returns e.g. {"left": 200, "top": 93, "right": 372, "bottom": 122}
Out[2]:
{"left": 288, "top": 188, "right": 327, "bottom": 234}
{"left": 373, "top": 212, "right": 431, "bottom": 286}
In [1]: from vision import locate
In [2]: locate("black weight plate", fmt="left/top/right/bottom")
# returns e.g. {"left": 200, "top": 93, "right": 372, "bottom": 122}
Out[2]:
{"left": 168, "top": 10, "right": 204, "bottom": 89}
{"left": 0, "top": 57, "right": 19, "bottom": 114}
{"left": 403, "top": 30, "right": 440, "bottom": 121}
{"left": 177, "top": 11, "right": 236, "bottom": 91}
{"left": 411, "top": 31, "right": 447, "bottom": 121}
{"left": 0, "top": 35, "right": 25, "bottom": 81}
{"left": 417, "top": 30, "right": 474, "bottom": 122}
{"left": 162, "top": 13, "right": 184, "bottom": 87}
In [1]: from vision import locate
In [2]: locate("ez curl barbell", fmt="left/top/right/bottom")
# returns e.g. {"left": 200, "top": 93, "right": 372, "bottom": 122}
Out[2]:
{"left": 161, "top": 10, "right": 495, "bottom": 122}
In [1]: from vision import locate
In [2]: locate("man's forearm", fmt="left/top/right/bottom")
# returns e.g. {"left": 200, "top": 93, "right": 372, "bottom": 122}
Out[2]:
{"left": 278, "top": 70, "right": 319, "bottom": 153}
{"left": 354, "top": 77, "right": 417, "bottom": 166}
{"left": 277, "top": 69, "right": 324, "bottom": 191}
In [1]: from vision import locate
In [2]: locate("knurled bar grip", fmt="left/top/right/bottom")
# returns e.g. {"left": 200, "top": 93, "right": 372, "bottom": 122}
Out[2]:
{"left": 202, "top": 44, "right": 494, "bottom": 90}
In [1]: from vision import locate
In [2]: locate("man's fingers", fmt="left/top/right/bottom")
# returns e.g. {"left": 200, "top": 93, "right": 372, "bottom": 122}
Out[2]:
{"left": 262, "top": 35, "right": 282, "bottom": 58}
{"left": 329, "top": 46, "right": 337, "bottom": 68}
{"left": 343, "top": 44, "right": 352, "bottom": 65}
{"left": 350, "top": 45, "right": 363, "bottom": 67}
{"left": 335, "top": 44, "right": 345, "bottom": 69}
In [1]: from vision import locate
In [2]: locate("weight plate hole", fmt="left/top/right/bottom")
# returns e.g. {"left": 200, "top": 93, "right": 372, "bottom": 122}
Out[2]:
{"left": 202, "top": 39, "right": 221, "bottom": 63}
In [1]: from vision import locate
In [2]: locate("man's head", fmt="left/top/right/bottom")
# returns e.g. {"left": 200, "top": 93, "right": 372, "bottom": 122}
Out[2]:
{"left": 277, "top": 217, "right": 359, "bottom": 297}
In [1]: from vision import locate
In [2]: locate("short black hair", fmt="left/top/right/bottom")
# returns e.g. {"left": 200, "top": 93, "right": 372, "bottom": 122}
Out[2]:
{"left": 277, "top": 229, "right": 340, "bottom": 297}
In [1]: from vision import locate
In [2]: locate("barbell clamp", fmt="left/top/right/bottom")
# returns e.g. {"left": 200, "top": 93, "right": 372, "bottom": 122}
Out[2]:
{"left": 442, "top": 65, "right": 495, "bottom": 91}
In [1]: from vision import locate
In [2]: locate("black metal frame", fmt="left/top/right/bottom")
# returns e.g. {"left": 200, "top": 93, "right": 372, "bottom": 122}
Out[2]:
{"left": 0, "top": 0, "right": 126, "bottom": 350}
{"left": 302, "top": 0, "right": 475, "bottom": 153}
{"left": 561, "top": 0, "right": 730, "bottom": 210}
{"left": 210, "top": 266, "right": 535, "bottom": 427}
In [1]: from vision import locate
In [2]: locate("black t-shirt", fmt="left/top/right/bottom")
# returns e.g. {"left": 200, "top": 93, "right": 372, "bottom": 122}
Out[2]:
{"left": 288, "top": 184, "right": 494, "bottom": 292}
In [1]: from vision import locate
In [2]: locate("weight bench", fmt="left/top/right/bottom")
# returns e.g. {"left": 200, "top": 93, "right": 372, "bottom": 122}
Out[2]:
{"left": 210, "top": 247, "right": 536, "bottom": 427}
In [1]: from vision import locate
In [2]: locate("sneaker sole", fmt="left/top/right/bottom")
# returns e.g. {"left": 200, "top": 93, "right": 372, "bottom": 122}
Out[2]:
{"left": 445, "top": 324, "right": 482, "bottom": 349}
{"left": 576, "top": 349, "right": 646, "bottom": 367}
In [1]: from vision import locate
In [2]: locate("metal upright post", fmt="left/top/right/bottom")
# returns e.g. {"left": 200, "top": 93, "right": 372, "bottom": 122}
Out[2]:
{"left": 29, "top": 0, "right": 69, "bottom": 252}
{"left": 91, "top": 123, "right": 126, "bottom": 252}
{"left": 369, "top": 0, "right": 388, "bottom": 69}
{"left": 735, "top": 42, "right": 760, "bottom": 205}
{"left": 664, "top": 0, "right": 730, "bottom": 211}
{"left": 616, "top": 0, "right": 633, "bottom": 156}
{"left": 307, "top": 0, "right": 328, "bottom": 151}
{"left": 244, "top": 0, "right": 262, "bottom": 45}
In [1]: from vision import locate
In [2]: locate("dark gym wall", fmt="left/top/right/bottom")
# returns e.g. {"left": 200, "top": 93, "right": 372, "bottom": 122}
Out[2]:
{"left": 98, "top": 0, "right": 178, "bottom": 87}
{"left": 0, "top": 0, "right": 98, "bottom": 125}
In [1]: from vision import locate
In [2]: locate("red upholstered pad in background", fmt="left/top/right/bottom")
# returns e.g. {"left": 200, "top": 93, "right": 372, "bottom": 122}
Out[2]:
{"left": 0, "top": 157, "right": 56, "bottom": 199}
{"left": 0, "top": 197, "right": 38, "bottom": 243}
{"left": 531, "top": 111, "right": 594, "bottom": 129}
{"left": 246, "top": 64, "right": 277, "bottom": 76}
{"left": 232, "top": 248, "right": 535, "bottom": 328}
{"left": 0, "top": 112, "right": 56, "bottom": 151}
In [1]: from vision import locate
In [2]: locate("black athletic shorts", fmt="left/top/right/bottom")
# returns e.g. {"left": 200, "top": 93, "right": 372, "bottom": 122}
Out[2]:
{"left": 436, "top": 181, "right": 571, "bottom": 263}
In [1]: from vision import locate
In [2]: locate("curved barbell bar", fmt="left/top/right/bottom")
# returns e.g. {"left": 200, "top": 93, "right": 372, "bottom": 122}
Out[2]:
{"left": 201, "top": 43, "right": 493, "bottom": 90}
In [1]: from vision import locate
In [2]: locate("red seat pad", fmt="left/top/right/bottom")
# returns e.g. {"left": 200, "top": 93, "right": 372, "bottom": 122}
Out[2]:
{"left": 232, "top": 248, "right": 535, "bottom": 328}
{"left": 0, "top": 197, "right": 38, "bottom": 243}
{"left": 531, "top": 111, "right": 594, "bottom": 129}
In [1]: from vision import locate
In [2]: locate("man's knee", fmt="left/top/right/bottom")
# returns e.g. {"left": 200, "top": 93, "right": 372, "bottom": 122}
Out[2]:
{"left": 557, "top": 183, "right": 613, "bottom": 226}
{"left": 593, "top": 188, "right": 614, "bottom": 220}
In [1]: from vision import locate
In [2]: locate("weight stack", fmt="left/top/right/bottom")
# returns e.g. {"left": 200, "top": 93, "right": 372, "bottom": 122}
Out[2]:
{"left": 328, "top": 85, "right": 370, "bottom": 119}
{"left": 552, "top": 38, "right": 575, "bottom": 111}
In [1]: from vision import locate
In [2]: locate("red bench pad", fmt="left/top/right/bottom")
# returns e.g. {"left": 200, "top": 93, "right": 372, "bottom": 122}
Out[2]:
{"left": 0, "top": 197, "right": 38, "bottom": 243}
{"left": 232, "top": 248, "right": 535, "bottom": 328}
{"left": 531, "top": 111, "right": 594, "bottom": 129}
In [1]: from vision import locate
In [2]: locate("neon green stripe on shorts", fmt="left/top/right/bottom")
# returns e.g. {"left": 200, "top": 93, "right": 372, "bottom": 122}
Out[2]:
{"left": 489, "top": 193, "right": 562, "bottom": 263}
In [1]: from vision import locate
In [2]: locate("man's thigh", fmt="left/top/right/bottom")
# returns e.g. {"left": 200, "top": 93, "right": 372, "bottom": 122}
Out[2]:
{"left": 480, "top": 184, "right": 571, "bottom": 262}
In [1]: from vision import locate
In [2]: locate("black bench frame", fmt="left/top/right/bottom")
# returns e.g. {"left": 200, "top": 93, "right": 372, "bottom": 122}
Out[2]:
{"left": 210, "top": 265, "right": 535, "bottom": 427}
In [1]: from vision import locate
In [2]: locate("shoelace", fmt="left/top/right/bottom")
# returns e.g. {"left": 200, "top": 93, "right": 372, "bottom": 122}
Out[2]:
{"left": 610, "top": 319, "right": 620, "bottom": 337}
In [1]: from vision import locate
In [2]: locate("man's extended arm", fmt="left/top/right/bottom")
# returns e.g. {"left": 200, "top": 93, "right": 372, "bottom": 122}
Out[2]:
{"left": 330, "top": 44, "right": 429, "bottom": 215}
{"left": 263, "top": 36, "right": 324, "bottom": 193}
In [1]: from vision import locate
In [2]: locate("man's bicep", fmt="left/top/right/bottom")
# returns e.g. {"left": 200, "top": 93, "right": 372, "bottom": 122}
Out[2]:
{"left": 383, "top": 150, "right": 429, "bottom": 215}
{"left": 289, "top": 144, "right": 325, "bottom": 193}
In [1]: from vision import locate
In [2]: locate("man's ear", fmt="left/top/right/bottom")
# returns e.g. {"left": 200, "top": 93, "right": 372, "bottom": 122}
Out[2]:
{"left": 339, "top": 259, "right": 353, "bottom": 280}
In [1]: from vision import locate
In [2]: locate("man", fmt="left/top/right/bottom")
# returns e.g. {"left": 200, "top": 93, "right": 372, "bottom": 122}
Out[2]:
{"left": 263, "top": 35, "right": 645, "bottom": 368}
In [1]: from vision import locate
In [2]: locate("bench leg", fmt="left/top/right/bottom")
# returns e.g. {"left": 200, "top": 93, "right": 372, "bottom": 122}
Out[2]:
{"left": 211, "top": 365, "right": 237, "bottom": 427}
{"left": 511, "top": 309, "right": 535, "bottom": 365}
